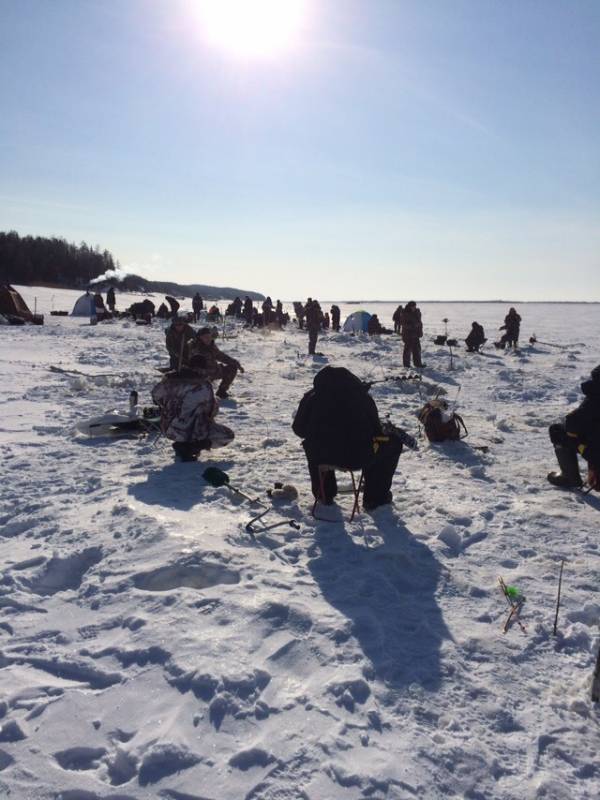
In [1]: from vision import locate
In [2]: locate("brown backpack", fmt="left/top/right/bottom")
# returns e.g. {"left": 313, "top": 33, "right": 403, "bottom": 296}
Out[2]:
{"left": 418, "top": 400, "right": 468, "bottom": 443}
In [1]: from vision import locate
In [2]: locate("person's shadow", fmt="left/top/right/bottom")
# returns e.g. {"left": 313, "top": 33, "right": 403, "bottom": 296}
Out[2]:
{"left": 128, "top": 459, "right": 236, "bottom": 512}
{"left": 307, "top": 513, "right": 450, "bottom": 691}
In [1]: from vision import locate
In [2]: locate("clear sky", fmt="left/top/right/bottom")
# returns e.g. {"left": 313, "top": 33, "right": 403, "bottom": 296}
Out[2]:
{"left": 1, "top": 0, "right": 599, "bottom": 300}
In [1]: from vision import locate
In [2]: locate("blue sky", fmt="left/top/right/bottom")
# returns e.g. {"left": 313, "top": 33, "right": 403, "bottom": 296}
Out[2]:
{"left": 1, "top": 0, "right": 599, "bottom": 299}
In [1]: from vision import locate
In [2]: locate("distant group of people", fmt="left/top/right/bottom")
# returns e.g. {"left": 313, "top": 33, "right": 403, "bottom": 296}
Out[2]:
{"left": 147, "top": 293, "right": 600, "bottom": 503}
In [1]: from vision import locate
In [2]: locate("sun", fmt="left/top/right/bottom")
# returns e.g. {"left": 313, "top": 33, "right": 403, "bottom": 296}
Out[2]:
{"left": 196, "top": 0, "right": 308, "bottom": 59}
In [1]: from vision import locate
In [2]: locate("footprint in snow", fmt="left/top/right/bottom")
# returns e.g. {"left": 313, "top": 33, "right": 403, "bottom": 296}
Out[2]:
{"left": 133, "top": 561, "right": 239, "bottom": 592}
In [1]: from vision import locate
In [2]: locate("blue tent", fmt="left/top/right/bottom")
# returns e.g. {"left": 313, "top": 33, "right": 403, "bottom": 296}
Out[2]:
{"left": 71, "top": 292, "right": 96, "bottom": 317}
{"left": 343, "top": 310, "right": 371, "bottom": 333}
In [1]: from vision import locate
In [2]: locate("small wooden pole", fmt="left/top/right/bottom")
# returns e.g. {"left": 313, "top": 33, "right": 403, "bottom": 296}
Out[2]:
{"left": 552, "top": 559, "right": 565, "bottom": 636}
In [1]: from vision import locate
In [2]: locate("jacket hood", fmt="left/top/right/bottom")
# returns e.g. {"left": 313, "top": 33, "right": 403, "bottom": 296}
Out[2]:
{"left": 581, "top": 365, "right": 600, "bottom": 398}
{"left": 313, "top": 366, "right": 365, "bottom": 395}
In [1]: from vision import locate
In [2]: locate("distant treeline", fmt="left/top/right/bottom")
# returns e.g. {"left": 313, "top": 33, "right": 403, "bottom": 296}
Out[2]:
{"left": 0, "top": 230, "right": 117, "bottom": 288}
{"left": 0, "top": 231, "right": 264, "bottom": 301}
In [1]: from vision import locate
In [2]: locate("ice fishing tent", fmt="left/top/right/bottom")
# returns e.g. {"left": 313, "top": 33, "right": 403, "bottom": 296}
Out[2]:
{"left": 0, "top": 285, "right": 33, "bottom": 321}
{"left": 343, "top": 310, "right": 372, "bottom": 333}
{"left": 71, "top": 292, "right": 96, "bottom": 317}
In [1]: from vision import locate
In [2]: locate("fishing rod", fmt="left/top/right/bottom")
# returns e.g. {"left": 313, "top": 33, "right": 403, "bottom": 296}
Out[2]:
{"left": 529, "top": 334, "right": 586, "bottom": 350}
{"left": 364, "top": 374, "right": 422, "bottom": 388}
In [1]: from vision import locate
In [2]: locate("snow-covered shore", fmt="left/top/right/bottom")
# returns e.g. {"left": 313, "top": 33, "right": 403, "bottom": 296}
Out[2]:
{"left": 1, "top": 287, "right": 599, "bottom": 799}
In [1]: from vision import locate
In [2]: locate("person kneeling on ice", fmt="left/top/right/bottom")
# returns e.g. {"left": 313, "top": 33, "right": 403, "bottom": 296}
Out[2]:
{"left": 151, "top": 355, "right": 234, "bottom": 462}
{"left": 547, "top": 365, "right": 600, "bottom": 490}
{"left": 191, "top": 326, "right": 244, "bottom": 400}
{"left": 292, "top": 366, "right": 416, "bottom": 511}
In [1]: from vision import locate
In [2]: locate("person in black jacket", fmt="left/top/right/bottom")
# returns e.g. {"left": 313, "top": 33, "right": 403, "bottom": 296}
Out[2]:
{"left": 548, "top": 366, "right": 600, "bottom": 489}
{"left": 465, "top": 321, "right": 486, "bottom": 352}
{"left": 496, "top": 307, "right": 521, "bottom": 349}
{"left": 292, "top": 366, "right": 415, "bottom": 510}
{"left": 330, "top": 304, "right": 341, "bottom": 332}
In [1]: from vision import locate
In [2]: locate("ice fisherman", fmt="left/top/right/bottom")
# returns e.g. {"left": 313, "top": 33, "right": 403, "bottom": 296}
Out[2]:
{"left": 465, "top": 321, "right": 486, "bottom": 352}
{"left": 399, "top": 301, "right": 424, "bottom": 368}
{"left": 191, "top": 326, "right": 244, "bottom": 399}
{"left": 151, "top": 354, "right": 234, "bottom": 462}
{"left": 547, "top": 365, "right": 600, "bottom": 490}
{"left": 496, "top": 308, "right": 521, "bottom": 350}
{"left": 292, "top": 366, "right": 416, "bottom": 511}
{"left": 330, "top": 304, "right": 341, "bottom": 332}
{"left": 192, "top": 293, "right": 204, "bottom": 322}
{"left": 305, "top": 298, "right": 323, "bottom": 355}
{"left": 165, "top": 316, "right": 195, "bottom": 370}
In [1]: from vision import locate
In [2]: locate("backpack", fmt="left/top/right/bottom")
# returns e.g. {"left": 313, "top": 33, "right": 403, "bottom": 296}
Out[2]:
{"left": 418, "top": 400, "right": 468, "bottom": 443}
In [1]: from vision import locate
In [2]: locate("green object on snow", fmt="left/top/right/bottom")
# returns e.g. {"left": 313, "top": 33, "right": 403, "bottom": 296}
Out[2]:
{"left": 505, "top": 585, "right": 520, "bottom": 599}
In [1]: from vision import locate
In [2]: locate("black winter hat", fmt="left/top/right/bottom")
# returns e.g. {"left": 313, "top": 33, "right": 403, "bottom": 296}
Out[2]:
{"left": 197, "top": 326, "right": 211, "bottom": 336}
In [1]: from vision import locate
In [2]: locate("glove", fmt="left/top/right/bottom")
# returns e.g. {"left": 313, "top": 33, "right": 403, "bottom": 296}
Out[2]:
{"left": 399, "top": 431, "right": 418, "bottom": 451}
{"left": 236, "top": 361, "right": 245, "bottom": 373}
{"left": 588, "top": 466, "right": 600, "bottom": 491}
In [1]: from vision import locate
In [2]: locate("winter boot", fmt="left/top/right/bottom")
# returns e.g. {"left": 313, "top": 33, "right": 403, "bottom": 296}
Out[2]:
{"left": 547, "top": 445, "right": 583, "bottom": 488}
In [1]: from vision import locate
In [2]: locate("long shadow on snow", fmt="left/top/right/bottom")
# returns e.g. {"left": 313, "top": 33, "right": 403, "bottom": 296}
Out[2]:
{"left": 128, "top": 459, "right": 236, "bottom": 511}
{"left": 308, "top": 517, "right": 450, "bottom": 691}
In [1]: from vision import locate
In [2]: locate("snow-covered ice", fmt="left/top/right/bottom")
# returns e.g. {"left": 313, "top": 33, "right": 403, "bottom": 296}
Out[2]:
{"left": 1, "top": 287, "right": 599, "bottom": 799}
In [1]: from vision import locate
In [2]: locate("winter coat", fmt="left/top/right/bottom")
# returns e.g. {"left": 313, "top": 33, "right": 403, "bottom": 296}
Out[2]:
{"left": 165, "top": 296, "right": 180, "bottom": 315}
{"left": 151, "top": 372, "right": 216, "bottom": 443}
{"left": 392, "top": 305, "right": 403, "bottom": 323}
{"left": 192, "top": 294, "right": 203, "bottom": 312}
{"left": 367, "top": 316, "right": 383, "bottom": 335}
{"left": 500, "top": 312, "right": 521, "bottom": 339}
{"left": 191, "top": 338, "right": 239, "bottom": 380}
{"left": 399, "top": 307, "right": 423, "bottom": 342}
{"left": 465, "top": 323, "right": 485, "bottom": 348}
{"left": 165, "top": 322, "right": 195, "bottom": 365}
{"left": 305, "top": 301, "right": 322, "bottom": 331}
{"left": 293, "top": 366, "right": 382, "bottom": 469}
{"left": 565, "top": 369, "right": 600, "bottom": 467}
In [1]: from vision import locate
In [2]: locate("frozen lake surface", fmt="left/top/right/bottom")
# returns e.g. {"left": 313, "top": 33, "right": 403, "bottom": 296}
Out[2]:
{"left": 1, "top": 285, "right": 599, "bottom": 799}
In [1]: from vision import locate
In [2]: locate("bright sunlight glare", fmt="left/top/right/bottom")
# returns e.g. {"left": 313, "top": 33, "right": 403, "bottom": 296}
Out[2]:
{"left": 196, "top": 0, "right": 308, "bottom": 58}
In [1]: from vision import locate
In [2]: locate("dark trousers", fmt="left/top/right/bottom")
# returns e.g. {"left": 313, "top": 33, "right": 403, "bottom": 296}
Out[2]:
{"left": 212, "top": 363, "right": 238, "bottom": 395}
{"left": 499, "top": 333, "right": 518, "bottom": 349}
{"left": 303, "top": 436, "right": 403, "bottom": 507}
{"left": 308, "top": 327, "right": 319, "bottom": 355}
{"left": 403, "top": 338, "right": 422, "bottom": 367}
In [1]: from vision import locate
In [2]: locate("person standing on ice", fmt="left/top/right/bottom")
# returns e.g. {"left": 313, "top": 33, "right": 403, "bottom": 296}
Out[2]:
{"left": 496, "top": 307, "right": 521, "bottom": 350}
{"left": 305, "top": 297, "right": 323, "bottom": 355}
{"left": 106, "top": 286, "right": 116, "bottom": 312}
{"left": 152, "top": 354, "right": 234, "bottom": 462}
{"left": 392, "top": 304, "right": 404, "bottom": 334}
{"left": 192, "top": 292, "right": 203, "bottom": 322}
{"left": 547, "top": 365, "right": 600, "bottom": 490}
{"left": 191, "top": 326, "right": 244, "bottom": 400}
{"left": 330, "top": 304, "right": 341, "bottom": 332}
{"left": 399, "top": 301, "right": 424, "bottom": 367}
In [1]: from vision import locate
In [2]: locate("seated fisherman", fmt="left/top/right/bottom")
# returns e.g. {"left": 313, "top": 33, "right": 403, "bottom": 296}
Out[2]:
{"left": 292, "top": 366, "right": 416, "bottom": 511}
{"left": 151, "top": 354, "right": 234, "bottom": 462}
{"left": 547, "top": 365, "right": 600, "bottom": 490}
{"left": 367, "top": 314, "right": 391, "bottom": 335}
{"left": 165, "top": 316, "right": 195, "bottom": 369}
{"left": 191, "top": 326, "right": 244, "bottom": 399}
{"left": 465, "top": 321, "right": 486, "bottom": 352}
